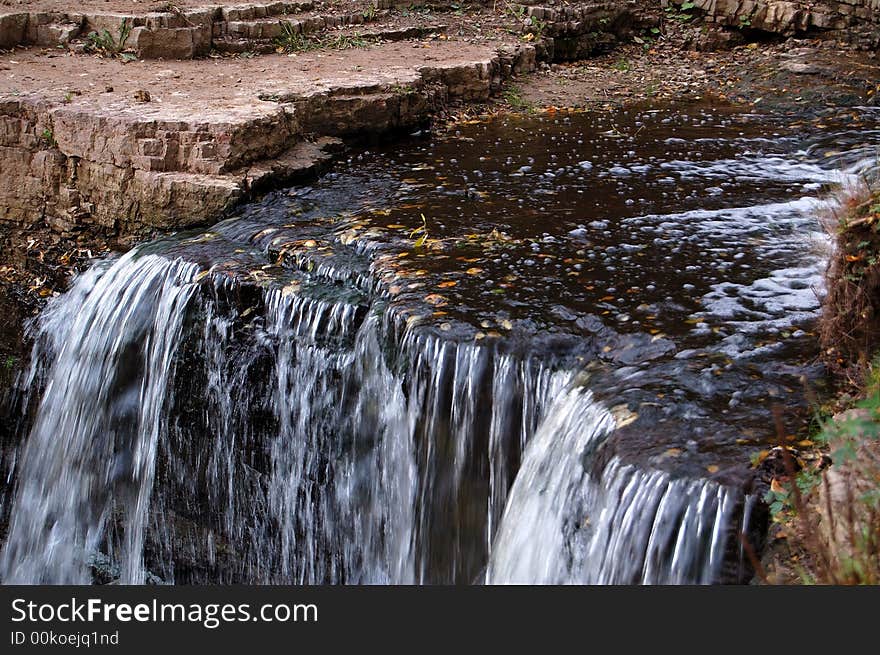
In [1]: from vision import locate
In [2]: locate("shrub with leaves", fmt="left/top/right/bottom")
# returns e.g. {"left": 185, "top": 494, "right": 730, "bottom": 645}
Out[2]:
{"left": 764, "top": 361, "right": 880, "bottom": 584}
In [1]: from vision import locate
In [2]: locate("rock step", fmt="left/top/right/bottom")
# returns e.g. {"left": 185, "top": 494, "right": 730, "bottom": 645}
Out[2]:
{"left": 663, "top": 0, "right": 869, "bottom": 35}
{"left": 0, "top": 2, "right": 384, "bottom": 57}
{"left": 0, "top": 41, "right": 536, "bottom": 235}
{"left": 219, "top": 12, "right": 371, "bottom": 41}
{"left": 213, "top": 21, "right": 447, "bottom": 54}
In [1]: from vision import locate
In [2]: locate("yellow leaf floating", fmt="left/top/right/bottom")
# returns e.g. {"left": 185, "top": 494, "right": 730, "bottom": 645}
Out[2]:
{"left": 424, "top": 294, "right": 447, "bottom": 306}
{"left": 438, "top": 281, "right": 458, "bottom": 288}
{"left": 281, "top": 282, "right": 301, "bottom": 297}
{"left": 466, "top": 267, "right": 484, "bottom": 275}
{"left": 610, "top": 404, "right": 638, "bottom": 428}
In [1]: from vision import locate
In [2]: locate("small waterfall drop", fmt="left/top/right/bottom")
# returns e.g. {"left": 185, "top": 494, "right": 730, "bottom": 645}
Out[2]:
{"left": 1, "top": 253, "right": 200, "bottom": 583}
{"left": 0, "top": 247, "right": 581, "bottom": 584}
{"left": 488, "top": 388, "right": 745, "bottom": 585}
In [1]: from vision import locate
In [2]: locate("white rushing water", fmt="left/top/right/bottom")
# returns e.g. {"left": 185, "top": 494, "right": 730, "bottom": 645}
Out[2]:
{"left": 0, "top": 253, "right": 200, "bottom": 583}
{"left": 0, "top": 245, "right": 751, "bottom": 585}
{"left": 10, "top": 103, "right": 855, "bottom": 585}
{"left": 487, "top": 389, "right": 742, "bottom": 585}
{"left": 1, "top": 248, "right": 591, "bottom": 584}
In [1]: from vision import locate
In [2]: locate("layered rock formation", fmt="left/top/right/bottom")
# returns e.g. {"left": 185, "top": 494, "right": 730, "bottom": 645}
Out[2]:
{"left": 0, "top": 40, "right": 536, "bottom": 235}
{"left": 665, "top": 0, "right": 880, "bottom": 38}
{"left": 0, "top": 2, "right": 644, "bottom": 238}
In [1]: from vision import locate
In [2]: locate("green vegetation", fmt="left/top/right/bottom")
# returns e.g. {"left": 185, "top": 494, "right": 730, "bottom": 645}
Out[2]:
{"left": 664, "top": 1, "right": 696, "bottom": 23}
{"left": 502, "top": 84, "right": 533, "bottom": 112}
{"left": 500, "top": 2, "right": 546, "bottom": 41}
{"left": 275, "top": 22, "right": 371, "bottom": 53}
{"left": 764, "top": 362, "right": 880, "bottom": 584}
{"left": 612, "top": 57, "right": 630, "bottom": 72}
{"left": 763, "top": 181, "right": 880, "bottom": 584}
{"left": 275, "top": 22, "right": 317, "bottom": 52}
{"left": 40, "top": 128, "right": 56, "bottom": 148}
{"left": 84, "top": 19, "right": 134, "bottom": 58}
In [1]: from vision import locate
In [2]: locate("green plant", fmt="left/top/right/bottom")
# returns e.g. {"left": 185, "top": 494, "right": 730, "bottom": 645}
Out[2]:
{"left": 275, "top": 23, "right": 371, "bottom": 53}
{"left": 763, "top": 364, "right": 880, "bottom": 584}
{"left": 275, "top": 21, "right": 318, "bottom": 52}
{"left": 737, "top": 10, "right": 756, "bottom": 28}
{"left": 502, "top": 84, "right": 533, "bottom": 112}
{"left": 664, "top": 1, "right": 696, "bottom": 23}
{"left": 363, "top": 2, "right": 378, "bottom": 21}
{"left": 323, "top": 33, "right": 370, "bottom": 50}
{"left": 501, "top": 2, "right": 546, "bottom": 40}
{"left": 40, "top": 128, "right": 56, "bottom": 147}
{"left": 84, "top": 18, "right": 133, "bottom": 56}
{"left": 612, "top": 57, "right": 630, "bottom": 72}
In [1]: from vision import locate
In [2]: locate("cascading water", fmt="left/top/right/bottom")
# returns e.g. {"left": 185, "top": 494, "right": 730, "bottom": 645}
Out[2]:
{"left": 1, "top": 254, "right": 200, "bottom": 584}
{"left": 488, "top": 387, "right": 744, "bottom": 584}
{"left": 3, "top": 103, "right": 876, "bottom": 585}
{"left": 0, "top": 247, "right": 570, "bottom": 584}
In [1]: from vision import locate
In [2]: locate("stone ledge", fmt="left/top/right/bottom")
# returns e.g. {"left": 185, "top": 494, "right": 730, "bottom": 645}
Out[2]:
{"left": 0, "top": 40, "right": 536, "bottom": 236}
{"left": 665, "top": 0, "right": 880, "bottom": 35}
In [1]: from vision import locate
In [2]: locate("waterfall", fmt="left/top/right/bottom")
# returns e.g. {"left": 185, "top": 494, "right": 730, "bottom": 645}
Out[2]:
{"left": 0, "top": 253, "right": 200, "bottom": 584}
{"left": 0, "top": 246, "right": 754, "bottom": 585}
{"left": 488, "top": 387, "right": 744, "bottom": 584}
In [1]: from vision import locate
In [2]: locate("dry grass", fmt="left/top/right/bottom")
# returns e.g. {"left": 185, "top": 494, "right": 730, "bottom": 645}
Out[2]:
{"left": 750, "top": 398, "right": 880, "bottom": 585}
{"left": 819, "top": 179, "right": 880, "bottom": 376}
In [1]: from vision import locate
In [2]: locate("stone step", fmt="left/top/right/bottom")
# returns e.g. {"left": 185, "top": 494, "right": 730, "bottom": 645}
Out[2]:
{"left": 0, "top": 2, "right": 382, "bottom": 57}
{"left": 0, "top": 40, "right": 536, "bottom": 234}
{"left": 213, "top": 21, "right": 447, "bottom": 54}
{"left": 219, "top": 11, "right": 370, "bottom": 41}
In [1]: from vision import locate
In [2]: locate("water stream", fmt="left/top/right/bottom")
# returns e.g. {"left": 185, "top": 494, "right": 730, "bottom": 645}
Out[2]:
{"left": 2, "top": 103, "right": 878, "bottom": 585}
